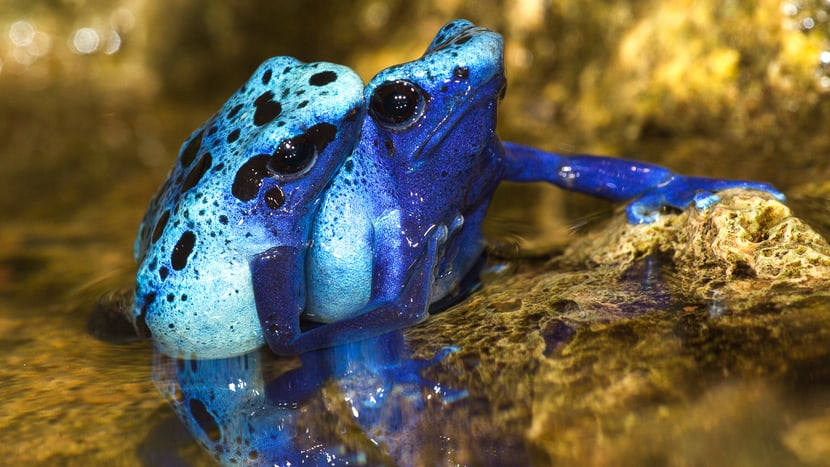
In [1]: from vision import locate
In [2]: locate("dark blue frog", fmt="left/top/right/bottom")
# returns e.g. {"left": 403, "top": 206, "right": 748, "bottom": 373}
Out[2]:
{"left": 133, "top": 20, "right": 783, "bottom": 358}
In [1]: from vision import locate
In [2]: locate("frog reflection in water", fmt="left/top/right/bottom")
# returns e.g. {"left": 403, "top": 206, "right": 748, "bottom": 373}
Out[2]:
{"left": 151, "top": 332, "right": 465, "bottom": 466}
{"left": 133, "top": 20, "right": 784, "bottom": 359}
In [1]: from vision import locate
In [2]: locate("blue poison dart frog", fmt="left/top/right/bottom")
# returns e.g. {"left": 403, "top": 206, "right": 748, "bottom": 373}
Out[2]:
{"left": 133, "top": 20, "right": 784, "bottom": 359}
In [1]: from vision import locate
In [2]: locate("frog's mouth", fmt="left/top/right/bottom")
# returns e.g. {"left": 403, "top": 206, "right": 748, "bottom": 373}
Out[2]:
{"left": 412, "top": 72, "right": 506, "bottom": 163}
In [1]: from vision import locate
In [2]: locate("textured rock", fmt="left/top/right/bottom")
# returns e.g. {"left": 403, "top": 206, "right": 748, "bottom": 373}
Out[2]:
{"left": 563, "top": 189, "right": 830, "bottom": 304}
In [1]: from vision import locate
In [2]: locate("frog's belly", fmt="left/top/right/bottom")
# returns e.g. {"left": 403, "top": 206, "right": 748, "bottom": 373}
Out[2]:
{"left": 305, "top": 215, "right": 373, "bottom": 323}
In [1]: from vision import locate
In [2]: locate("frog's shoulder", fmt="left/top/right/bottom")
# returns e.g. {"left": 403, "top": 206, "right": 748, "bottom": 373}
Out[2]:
{"left": 134, "top": 58, "right": 363, "bottom": 262}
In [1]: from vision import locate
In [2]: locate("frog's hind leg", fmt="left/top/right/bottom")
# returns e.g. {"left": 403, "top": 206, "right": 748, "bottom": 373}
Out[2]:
{"left": 501, "top": 141, "right": 785, "bottom": 224}
{"left": 253, "top": 226, "right": 448, "bottom": 355}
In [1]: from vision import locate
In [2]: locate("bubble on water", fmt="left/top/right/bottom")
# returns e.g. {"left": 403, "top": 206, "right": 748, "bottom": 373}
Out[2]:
{"left": 71, "top": 28, "right": 100, "bottom": 55}
{"left": 29, "top": 31, "right": 51, "bottom": 57}
{"left": 12, "top": 47, "right": 34, "bottom": 66}
{"left": 104, "top": 30, "right": 121, "bottom": 55}
{"left": 781, "top": 2, "right": 799, "bottom": 16}
{"left": 9, "top": 21, "right": 35, "bottom": 47}
{"left": 363, "top": 2, "right": 390, "bottom": 29}
{"left": 110, "top": 8, "right": 136, "bottom": 32}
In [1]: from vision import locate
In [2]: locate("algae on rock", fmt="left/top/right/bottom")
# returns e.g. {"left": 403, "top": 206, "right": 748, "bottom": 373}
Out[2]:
{"left": 562, "top": 189, "right": 830, "bottom": 304}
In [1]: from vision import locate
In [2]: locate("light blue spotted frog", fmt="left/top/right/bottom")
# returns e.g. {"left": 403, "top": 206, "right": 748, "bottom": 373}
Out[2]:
{"left": 133, "top": 59, "right": 365, "bottom": 358}
{"left": 133, "top": 20, "right": 783, "bottom": 358}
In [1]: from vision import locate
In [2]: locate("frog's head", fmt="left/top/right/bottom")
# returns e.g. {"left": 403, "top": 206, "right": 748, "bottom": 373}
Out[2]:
{"left": 133, "top": 58, "right": 364, "bottom": 358}
{"left": 361, "top": 19, "right": 506, "bottom": 222}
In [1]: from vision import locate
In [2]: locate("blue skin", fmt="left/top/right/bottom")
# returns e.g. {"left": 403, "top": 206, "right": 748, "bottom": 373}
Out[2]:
{"left": 134, "top": 20, "right": 784, "bottom": 358}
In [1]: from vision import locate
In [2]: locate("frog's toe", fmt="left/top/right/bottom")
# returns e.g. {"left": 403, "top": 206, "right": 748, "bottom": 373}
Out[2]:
{"left": 693, "top": 191, "right": 721, "bottom": 211}
{"left": 625, "top": 197, "right": 663, "bottom": 224}
{"left": 694, "top": 180, "right": 786, "bottom": 205}
{"left": 691, "top": 178, "right": 786, "bottom": 203}
{"left": 752, "top": 182, "right": 786, "bottom": 202}
{"left": 429, "top": 345, "right": 461, "bottom": 364}
{"left": 414, "top": 345, "right": 468, "bottom": 404}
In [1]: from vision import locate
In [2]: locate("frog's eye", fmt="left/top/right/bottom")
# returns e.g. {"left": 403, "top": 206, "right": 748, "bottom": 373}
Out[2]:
{"left": 369, "top": 80, "right": 426, "bottom": 127}
{"left": 267, "top": 134, "right": 317, "bottom": 176}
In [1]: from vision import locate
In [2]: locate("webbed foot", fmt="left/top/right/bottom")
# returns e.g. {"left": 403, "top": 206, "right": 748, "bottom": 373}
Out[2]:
{"left": 626, "top": 176, "right": 785, "bottom": 224}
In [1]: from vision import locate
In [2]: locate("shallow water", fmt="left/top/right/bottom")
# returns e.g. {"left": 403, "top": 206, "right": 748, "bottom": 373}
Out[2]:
{"left": 3, "top": 2, "right": 830, "bottom": 466}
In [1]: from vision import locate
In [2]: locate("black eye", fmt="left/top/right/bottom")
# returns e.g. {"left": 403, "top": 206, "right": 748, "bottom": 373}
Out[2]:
{"left": 369, "top": 80, "right": 426, "bottom": 127}
{"left": 267, "top": 135, "right": 316, "bottom": 176}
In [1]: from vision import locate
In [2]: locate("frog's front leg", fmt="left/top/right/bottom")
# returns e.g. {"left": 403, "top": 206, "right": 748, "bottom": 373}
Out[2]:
{"left": 252, "top": 225, "right": 447, "bottom": 355}
{"left": 250, "top": 245, "right": 306, "bottom": 351}
{"left": 502, "top": 142, "right": 785, "bottom": 224}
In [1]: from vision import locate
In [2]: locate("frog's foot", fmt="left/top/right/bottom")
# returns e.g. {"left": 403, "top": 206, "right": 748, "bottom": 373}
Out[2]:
{"left": 384, "top": 345, "right": 466, "bottom": 395}
{"left": 421, "top": 346, "right": 468, "bottom": 404}
{"left": 353, "top": 342, "right": 468, "bottom": 409}
{"left": 626, "top": 176, "right": 786, "bottom": 224}
{"left": 266, "top": 335, "right": 467, "bottom": 411}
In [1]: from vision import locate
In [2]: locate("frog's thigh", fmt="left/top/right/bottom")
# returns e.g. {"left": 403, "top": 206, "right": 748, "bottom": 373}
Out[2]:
{"left": 306, "top": 215, "right": 373, "bottom": 323}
